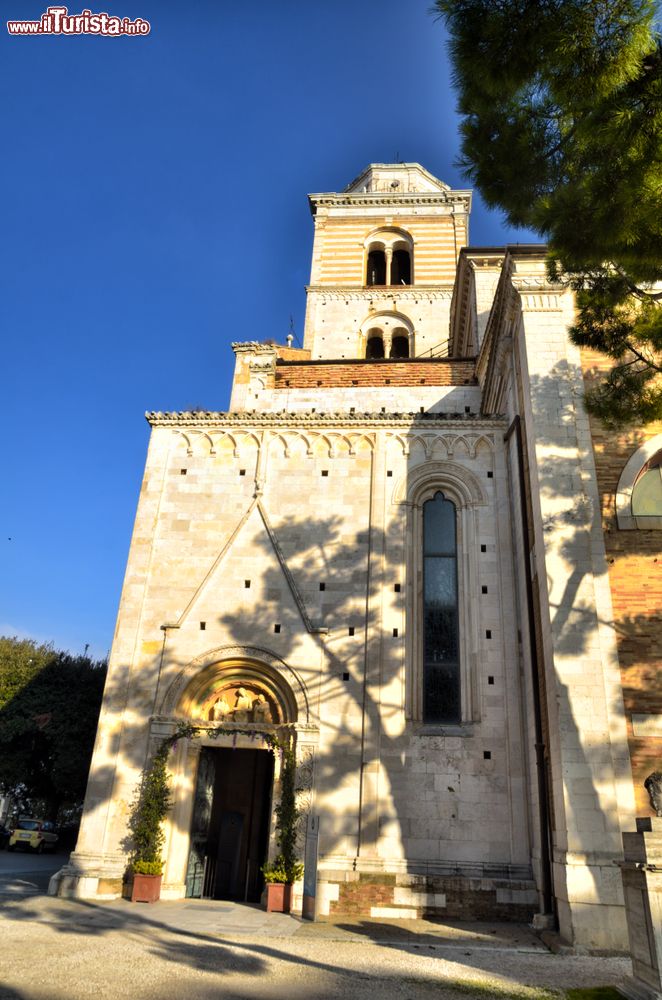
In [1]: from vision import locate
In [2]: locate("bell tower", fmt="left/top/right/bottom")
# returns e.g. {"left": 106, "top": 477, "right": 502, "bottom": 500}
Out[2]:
{"left": 303, "top": 163, "right": 471, "bottom": 361}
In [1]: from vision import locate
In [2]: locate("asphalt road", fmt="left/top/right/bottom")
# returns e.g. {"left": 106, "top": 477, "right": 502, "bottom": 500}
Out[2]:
{"left": 0, "top": 846, "right": 67, "bottom": 899}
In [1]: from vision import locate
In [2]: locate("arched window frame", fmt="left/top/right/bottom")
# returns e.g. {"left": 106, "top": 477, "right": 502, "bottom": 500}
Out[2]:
{"left": 358, "top": 311, "right": 414, "bottom": 359}
{"left": 615, "top": 434, "right": 662, "bottom": 530}
{"left": 364, "top": 227, "right": 414, "bottom": 287}
{"left": 400, "top": 463, "right": 488, "bottom": 728}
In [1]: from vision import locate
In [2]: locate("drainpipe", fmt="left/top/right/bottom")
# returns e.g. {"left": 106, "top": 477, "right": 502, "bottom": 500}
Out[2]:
{"left": 504, "top": 414, "right": 555, "bottom": 920}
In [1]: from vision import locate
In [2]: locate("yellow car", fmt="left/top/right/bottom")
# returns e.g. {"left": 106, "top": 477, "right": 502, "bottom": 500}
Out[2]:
{"left": 8, "top": 818, "right": 58, "bottom": 854}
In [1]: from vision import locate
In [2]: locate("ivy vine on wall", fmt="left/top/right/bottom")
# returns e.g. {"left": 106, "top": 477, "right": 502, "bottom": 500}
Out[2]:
{"left": 128, "top": 722, "right": 304, "bottom": 884}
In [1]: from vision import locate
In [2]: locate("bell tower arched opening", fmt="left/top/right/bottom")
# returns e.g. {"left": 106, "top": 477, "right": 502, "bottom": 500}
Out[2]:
{"left": 365, "top": 329, "right": 385, "bottom": 359}
{"left": 366, "top": 247, "right": 386, "bottom": 286}
{"left": 391, "top": 246, "right": 411, "bottom": 285}
{"left": 390, "top": 329, "right": 410, "bottom": 358}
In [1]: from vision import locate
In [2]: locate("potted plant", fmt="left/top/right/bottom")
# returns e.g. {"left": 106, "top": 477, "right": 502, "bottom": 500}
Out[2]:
{"left": 129, "top": 742, "right": 172, "bottom": 903}
{"left": 131, "top": 858, "right": 164, "bottom": 903}
{"left": 261, "top": 742, "right": 304, "bottom": 913}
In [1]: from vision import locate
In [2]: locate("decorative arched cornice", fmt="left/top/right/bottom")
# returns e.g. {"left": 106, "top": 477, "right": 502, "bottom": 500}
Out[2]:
{"left": 363, "top": 226, "right": 414, "bottom": 249}
{"left": 159, "top": 644, "right": 310, "bottom": 723}
{"left": 359, "top": 309, "right": 414, "bottom": 335}
{"left": 346, "top": 431, "right": 375, "bottom": 454}
{"left": 233, "top": 429, "right": 261, "bottom": 452}
{"left": 304, "top": 286, "right": 453, "bottom": 302}
{"left": 392, "top": 460, "right": 488, "bottom": 508}
{"left": 616, "top": 434, "right": 662, "bottom": 530}
{"left": 173, "top": 430, "right": 193, "bottom": 455}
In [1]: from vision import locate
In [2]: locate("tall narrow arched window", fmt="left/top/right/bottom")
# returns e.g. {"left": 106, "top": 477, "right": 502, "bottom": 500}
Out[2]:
{"left": 423, "top": 491, "right": 460, "bottom": 723}
{"left": 391, "top": 248, "right": 411, "bottom": 285}
{"left": 366, "top": 249, "right": 386, "bottom": 286}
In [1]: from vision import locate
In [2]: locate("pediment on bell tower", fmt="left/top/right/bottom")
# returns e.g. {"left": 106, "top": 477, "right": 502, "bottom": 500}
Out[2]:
{"left": 344, "top": 162, "right": 450, "bottom": 195}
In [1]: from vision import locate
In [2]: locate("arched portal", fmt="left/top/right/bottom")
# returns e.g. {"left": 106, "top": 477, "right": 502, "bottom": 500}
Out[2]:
{"left": 160, "top": 650, "right": 310, "bottom": 904}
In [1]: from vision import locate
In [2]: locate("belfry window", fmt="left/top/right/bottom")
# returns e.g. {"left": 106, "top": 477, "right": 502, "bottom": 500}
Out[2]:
{"left": 390, "top": 333, "right": 409, "bottom": 358}
{"left": 423, "top": 491, "right": 460, "bottom": 723}
{"left": 391, "top": 248, "right": 411, "bottom": 286}
{"left": 367, "top": 248, "right": 386, "bottom": 286}
{"left": 365, "top": 231, "right": 414, "bottom": 286}
{"left": 366, "top": 331, "right": 385, "bottom": 359}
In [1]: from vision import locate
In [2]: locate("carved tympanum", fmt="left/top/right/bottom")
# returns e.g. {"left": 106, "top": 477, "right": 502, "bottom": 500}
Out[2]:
{"left": 207, "top": 682, "right": 279, "bottom": 725}
{"left": 644, "top": 771, "right": 662, "bottom": 817}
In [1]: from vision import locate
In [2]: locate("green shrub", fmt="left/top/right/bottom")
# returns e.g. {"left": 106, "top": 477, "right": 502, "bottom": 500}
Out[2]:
{"left": 262, "top": 854, "right": 304, "bottom": 884}
{"left": 262, "top": 741, "right": 304, "bottom": 884}
{"left": 129, "top": 742, "right": 172, "bottom": 871}
{"left": 132, "top": 859, "right": 163, "bottom": 876}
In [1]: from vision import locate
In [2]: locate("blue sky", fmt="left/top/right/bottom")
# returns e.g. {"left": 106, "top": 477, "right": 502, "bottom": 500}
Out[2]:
{"left": 1, "top": 1, "right": 533, "bottom": 659}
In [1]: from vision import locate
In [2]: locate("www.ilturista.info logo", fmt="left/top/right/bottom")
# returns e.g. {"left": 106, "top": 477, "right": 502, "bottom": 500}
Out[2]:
{"left": 7, "top": 6, "right": 150, "bottom": 35}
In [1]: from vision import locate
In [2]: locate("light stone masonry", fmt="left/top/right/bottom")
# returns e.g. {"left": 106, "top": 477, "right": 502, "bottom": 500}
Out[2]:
{"left": 50, "top": 164, "right": 652, "bottom": 953}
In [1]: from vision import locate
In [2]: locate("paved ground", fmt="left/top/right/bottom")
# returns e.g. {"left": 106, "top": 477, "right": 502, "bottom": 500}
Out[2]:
{"left": 0, "top": 889, "right": 633, "bottom": 1000}
{"left": 0, "top": 851, "right": 633, "bottom": 1000}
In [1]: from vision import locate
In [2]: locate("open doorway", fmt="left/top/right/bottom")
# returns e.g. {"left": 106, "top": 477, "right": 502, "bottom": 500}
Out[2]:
{"left": 185, "top": 747, "right": 274, "bottom": 903}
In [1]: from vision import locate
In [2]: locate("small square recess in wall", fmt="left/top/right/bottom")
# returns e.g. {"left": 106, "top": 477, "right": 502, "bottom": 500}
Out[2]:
{"left": 180, "top": 468, "right": 187, "bottom": 476}
{"left": 348, "top": 626, "right": 355, "bottom": 636}
{"left": 483, "top": 751, "right": 492, "bottom": 760}
{"left": 481, "top": 544, "right": 487, "bottom": 553}
{"left": 274, "top": 624, "right": 281, "bottom": 634}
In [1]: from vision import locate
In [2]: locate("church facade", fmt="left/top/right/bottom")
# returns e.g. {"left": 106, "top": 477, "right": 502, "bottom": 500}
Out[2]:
{"left": 52, "top": 164, "right": 661, "bottom": 951}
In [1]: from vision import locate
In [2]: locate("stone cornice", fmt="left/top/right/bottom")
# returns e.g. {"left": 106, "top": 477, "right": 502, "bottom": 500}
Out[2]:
{"left": 309, "top": 192, "right": 471, "bottom": 211}
{"left": 146, "top": 411, "right": 504, "bottom": 430}
{"left": 305, "top": 285, "right": 453, "bottom": 301}
{"left": 510, "top": 275, "right": 566, "bottom": 312}
{"left": 232, "top": 342, "right": 277, "bottom": 355}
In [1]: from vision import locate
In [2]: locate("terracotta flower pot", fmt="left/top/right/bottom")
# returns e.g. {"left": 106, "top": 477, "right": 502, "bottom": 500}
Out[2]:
{"left": 131, "top": 873, "right": 162, "bottom": 903}
{"left": 265, "top": 882, "right": 293, "bottom": 913}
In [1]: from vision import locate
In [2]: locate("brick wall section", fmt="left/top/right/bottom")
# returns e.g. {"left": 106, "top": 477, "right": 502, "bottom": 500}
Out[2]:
{"left": 275, "top": 346, "right": 311, "bottom": 362}
{"left": 581, "top": 348, "right": 662, "bottom": 815}
{"left": 275, "top": 359, "right": 477, "bottom": 389}
{"left": 325, "top": 874, "right": 536, "bottom": 922}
